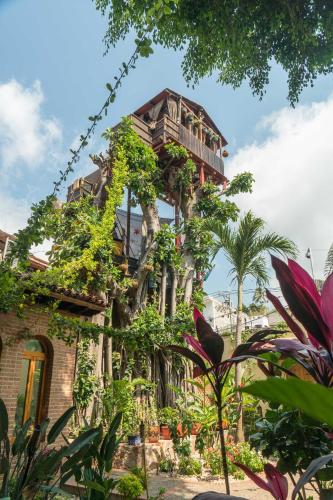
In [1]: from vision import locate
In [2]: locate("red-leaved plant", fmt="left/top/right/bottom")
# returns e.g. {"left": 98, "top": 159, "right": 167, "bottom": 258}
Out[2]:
{"left": 234, "top": 462, "right": 288, "bottom": 500}
{"left": 167, "top": 308, "right": 235, "bottom": 494}
{"left": 245, "top": 255, "right": 333, "bottom": 386}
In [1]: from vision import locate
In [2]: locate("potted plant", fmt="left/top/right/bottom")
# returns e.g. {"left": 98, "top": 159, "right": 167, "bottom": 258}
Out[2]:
{"left": 147, "top": 402, "right": 160, "bottom": 443}
{"left": 159, "top": 407, "right": 178, "bottom": 440}
{"left": 127, "top": 403, "right": 141, "bottom": 446}
{"left": 119, "top": 260, "right": 129, "bottom": 274}
{"left": 191, "top": 423, "right": 202, "bottom": 435}
{"left": 143, "top": 262, "right": 154, "bottom": 272}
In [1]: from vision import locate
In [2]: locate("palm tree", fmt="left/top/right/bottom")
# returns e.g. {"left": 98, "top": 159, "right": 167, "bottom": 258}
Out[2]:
{"left": 325, "top": 243, "right": 333, "bottom": 276}
{"left": 206, "top": 211, "right": 297, "bottom": 441}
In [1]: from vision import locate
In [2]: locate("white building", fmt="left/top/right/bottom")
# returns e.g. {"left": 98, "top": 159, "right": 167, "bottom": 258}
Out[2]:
{"left": 203, "top": 295, "right": 270, "bottom": 334}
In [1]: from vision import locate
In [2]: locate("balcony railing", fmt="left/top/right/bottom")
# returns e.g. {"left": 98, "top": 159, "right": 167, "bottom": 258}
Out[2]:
{"left": 178, "top": 124, "right": 224, "bottom": 176}
{"left": 119, "top": 114, "right": 225, "bottom": 177}
{"left": 151, "top": 116, "right": 224, "bottom": 176}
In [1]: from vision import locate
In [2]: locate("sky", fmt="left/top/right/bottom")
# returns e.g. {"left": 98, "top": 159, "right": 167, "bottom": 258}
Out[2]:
{"left": 1, "top": 0, "right": 333, "bottom": 306}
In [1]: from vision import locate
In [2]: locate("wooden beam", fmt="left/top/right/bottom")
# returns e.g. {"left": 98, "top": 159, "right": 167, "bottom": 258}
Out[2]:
{"left": 49, "top": 292, "right": 105, "bottom": 312}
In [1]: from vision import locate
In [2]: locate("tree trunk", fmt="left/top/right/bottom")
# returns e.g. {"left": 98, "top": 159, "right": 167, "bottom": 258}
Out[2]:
{"left": 160, "top": 263, "right": 167, "bottom": 319}
{"left": 103, "top": 300, "right": 113, "bottom": 380}
{"left": 235, "top": 281, "right": 245, "bottom": 442}
{"left": 217, "top": 392, "right": 230, "bottom": 495}
{"left": 170, "top": 269, "right": 178, "bottom": 316}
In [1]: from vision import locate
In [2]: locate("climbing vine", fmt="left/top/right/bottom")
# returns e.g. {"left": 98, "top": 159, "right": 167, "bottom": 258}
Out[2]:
{"left": 104, "top": 117, "right": 162, "bottom": 206}
{"left": 73, "top": 338, "right": 98, "bottom": 414}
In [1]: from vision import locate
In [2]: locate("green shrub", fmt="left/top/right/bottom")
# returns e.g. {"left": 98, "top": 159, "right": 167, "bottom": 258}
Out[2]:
{"left": 159, "top": 458, "right": 175, "bottom": 474}
{"left": 117, "top": 474, "right": 144, "bottom": 499}
{"left": 130, "top": 466, "right": 147, "bottom": 489}
{"left": 178, "top": 457, "right": 202, "bottom": 476}
{"left": 205, "top": 443, "right": 264, "bottom": 479}
{"left": 232, "top": 442, "right": 264, "bottom": 473}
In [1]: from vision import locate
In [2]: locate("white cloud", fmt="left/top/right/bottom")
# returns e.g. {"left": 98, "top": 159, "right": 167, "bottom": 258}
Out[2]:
{"left": 0, "top": 79, "right": 62, "bottom": 174}
{"left": 0, "top": 192, "right": 30, "bottom": 234}
{"left": 229, "top": 96, "right": 333, "bottom": 280}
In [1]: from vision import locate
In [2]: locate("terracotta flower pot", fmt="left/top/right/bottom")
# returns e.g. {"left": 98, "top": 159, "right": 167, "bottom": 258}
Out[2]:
{"left": 177, "top": 423, "right": 187, "bottom": 437}
{"left": 191, "top": 423, "right": 202, "bottom": 435}
{"left": 160, "top": 425, "right": 171, "bottom": 440}
{"left": 148, "top": 425, "right": 160, "bottom": 443}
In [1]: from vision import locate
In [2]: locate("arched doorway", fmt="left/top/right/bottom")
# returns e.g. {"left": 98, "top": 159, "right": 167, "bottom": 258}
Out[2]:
{"left": 16, "top": 338, "right": 48, "bottom": 424}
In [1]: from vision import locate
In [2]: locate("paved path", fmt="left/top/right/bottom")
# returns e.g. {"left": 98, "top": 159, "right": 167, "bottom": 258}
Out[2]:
{"left": 112, "top": 470, "right": 319, "bottom": 499}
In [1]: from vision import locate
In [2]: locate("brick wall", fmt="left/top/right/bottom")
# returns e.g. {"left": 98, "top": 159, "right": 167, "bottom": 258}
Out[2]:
{"left": 0, "top": 306, "right": 77, "bottom": 433}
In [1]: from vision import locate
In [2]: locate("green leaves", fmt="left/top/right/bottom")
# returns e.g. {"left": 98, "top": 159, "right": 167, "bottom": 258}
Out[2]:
{"left": 292, "top": 454, "right": 333, "bottom": 500}
{"left": 0, "top": 398, "right": 8, "bottom": 442}
{"left": 242, "top": 377, "right": 333, "bottom": 427}
{"left": 97, "top": 0, "right": 333, "bottom": 105}
{"left": 66, "top": 427, "right": 100, "bottom": 456}
{"left": 136, "top": 37, "right": 154, "bottom": 57}
{"left": 47, "top": 406, "right": 76, "bottom": 444}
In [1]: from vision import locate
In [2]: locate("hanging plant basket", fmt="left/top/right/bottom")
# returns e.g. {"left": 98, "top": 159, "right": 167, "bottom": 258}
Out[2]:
{"left": 186, "top": 112, "right": 194, "bottom": 122}
{"left": 222, "top": 150, "right": 229, "bottom": 158}
{"left": 131, "top": 279, "right": 139, "bottom": 288}
{"left": 144, "top": 263, "right": 154, "bottom": 272}
{"left": 119, "top": 262, "right": 129, "bottom": 274}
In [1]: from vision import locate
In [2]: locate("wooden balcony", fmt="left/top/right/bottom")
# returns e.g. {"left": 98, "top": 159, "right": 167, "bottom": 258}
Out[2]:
{"left": 129, "top": 114, "right": 225, "bottom": 178}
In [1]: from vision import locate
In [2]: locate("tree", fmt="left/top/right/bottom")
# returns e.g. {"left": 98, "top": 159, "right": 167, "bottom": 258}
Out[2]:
{"left": 95, "top": 0, "right": 333, "bottom": 105}
{"left": 205, "top": 211, "right": 297, "bottom": 441}
{"left": 325, "top": 243, "right": 333, "bottom": 276}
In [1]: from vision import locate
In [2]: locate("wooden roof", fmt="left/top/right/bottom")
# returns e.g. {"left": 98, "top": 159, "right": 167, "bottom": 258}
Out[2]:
{"left": 134, "top": 88, "right": 228, "bottom": 147}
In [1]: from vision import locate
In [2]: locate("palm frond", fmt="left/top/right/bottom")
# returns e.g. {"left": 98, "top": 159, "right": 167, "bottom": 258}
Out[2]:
{"left": 325, "top": 243, "right": 333, "bottom": 277}
{"left": 204, "top": 210, "right": 297, "bottom": 288}
{"left": 246, "top": 256, "right": 269, "bottom": 286}
{"left": 254, "top": 233, "right": 298, "bottom": 259}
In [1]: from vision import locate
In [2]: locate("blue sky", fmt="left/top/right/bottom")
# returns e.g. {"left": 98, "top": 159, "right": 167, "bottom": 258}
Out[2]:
{"left": 1, "top": 0, "right": 333, "bottom": 304}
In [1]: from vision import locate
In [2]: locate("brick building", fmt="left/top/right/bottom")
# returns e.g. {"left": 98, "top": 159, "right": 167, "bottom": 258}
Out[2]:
{"left": 0, "top": 229, "right": 105, "bottom": 432}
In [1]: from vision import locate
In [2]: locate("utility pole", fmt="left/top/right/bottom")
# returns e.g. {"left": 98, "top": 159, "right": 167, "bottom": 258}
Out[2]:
{"left": 305, "top": 248, "right": 315, "bottom": 280}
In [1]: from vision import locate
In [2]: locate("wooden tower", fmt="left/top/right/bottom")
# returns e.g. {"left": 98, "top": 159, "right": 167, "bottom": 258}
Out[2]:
{"left": 67, "top": 88, "right": 228, "bottom": 265}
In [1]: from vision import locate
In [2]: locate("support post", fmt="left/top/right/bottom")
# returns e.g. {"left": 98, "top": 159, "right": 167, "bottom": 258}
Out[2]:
{"left": 199, "top": 164, "right": 205, "bottom": 186}
{"left": 126, "top": 188, "right": 131, "bottom": 258}
{"left": 175, "top": 201, "right": 181, "bottom": 248}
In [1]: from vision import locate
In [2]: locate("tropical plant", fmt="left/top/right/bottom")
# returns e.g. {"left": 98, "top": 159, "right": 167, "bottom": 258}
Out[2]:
{"left": 234, "top": 462, "right": 288, "bottom": 500}
{"left": 0, "top": 400, "right": 99, "bottom": 499}
{"left": 167, "top": 308, "right": 238, "bottom": 494}
{"left": 250, "top": 405, "right": 333, "bottom": 496}
{"left": 236, "top": 255, "right": 333, "bottom": 498}
{"left": 205, "top": 211, "right": 297, "bottom": 441}
{"left": 325, "top": 243, "right": 333, "bottom": 276}
{"left": 246, "top": 255, "right": 333, "bottom": 387}
{"left": 69, "top": 412, "right": 123, "bottom": 499}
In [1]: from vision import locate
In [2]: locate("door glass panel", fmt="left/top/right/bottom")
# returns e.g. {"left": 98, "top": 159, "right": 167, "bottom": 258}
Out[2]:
{"left": 25, "top": 339, "right": 43, "bottom": 352}
{"left": 29, "top": 360, "right": 44, "bottom": 423}
{"left": 16, "top": 358, "right": 30, "bottom": 424}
